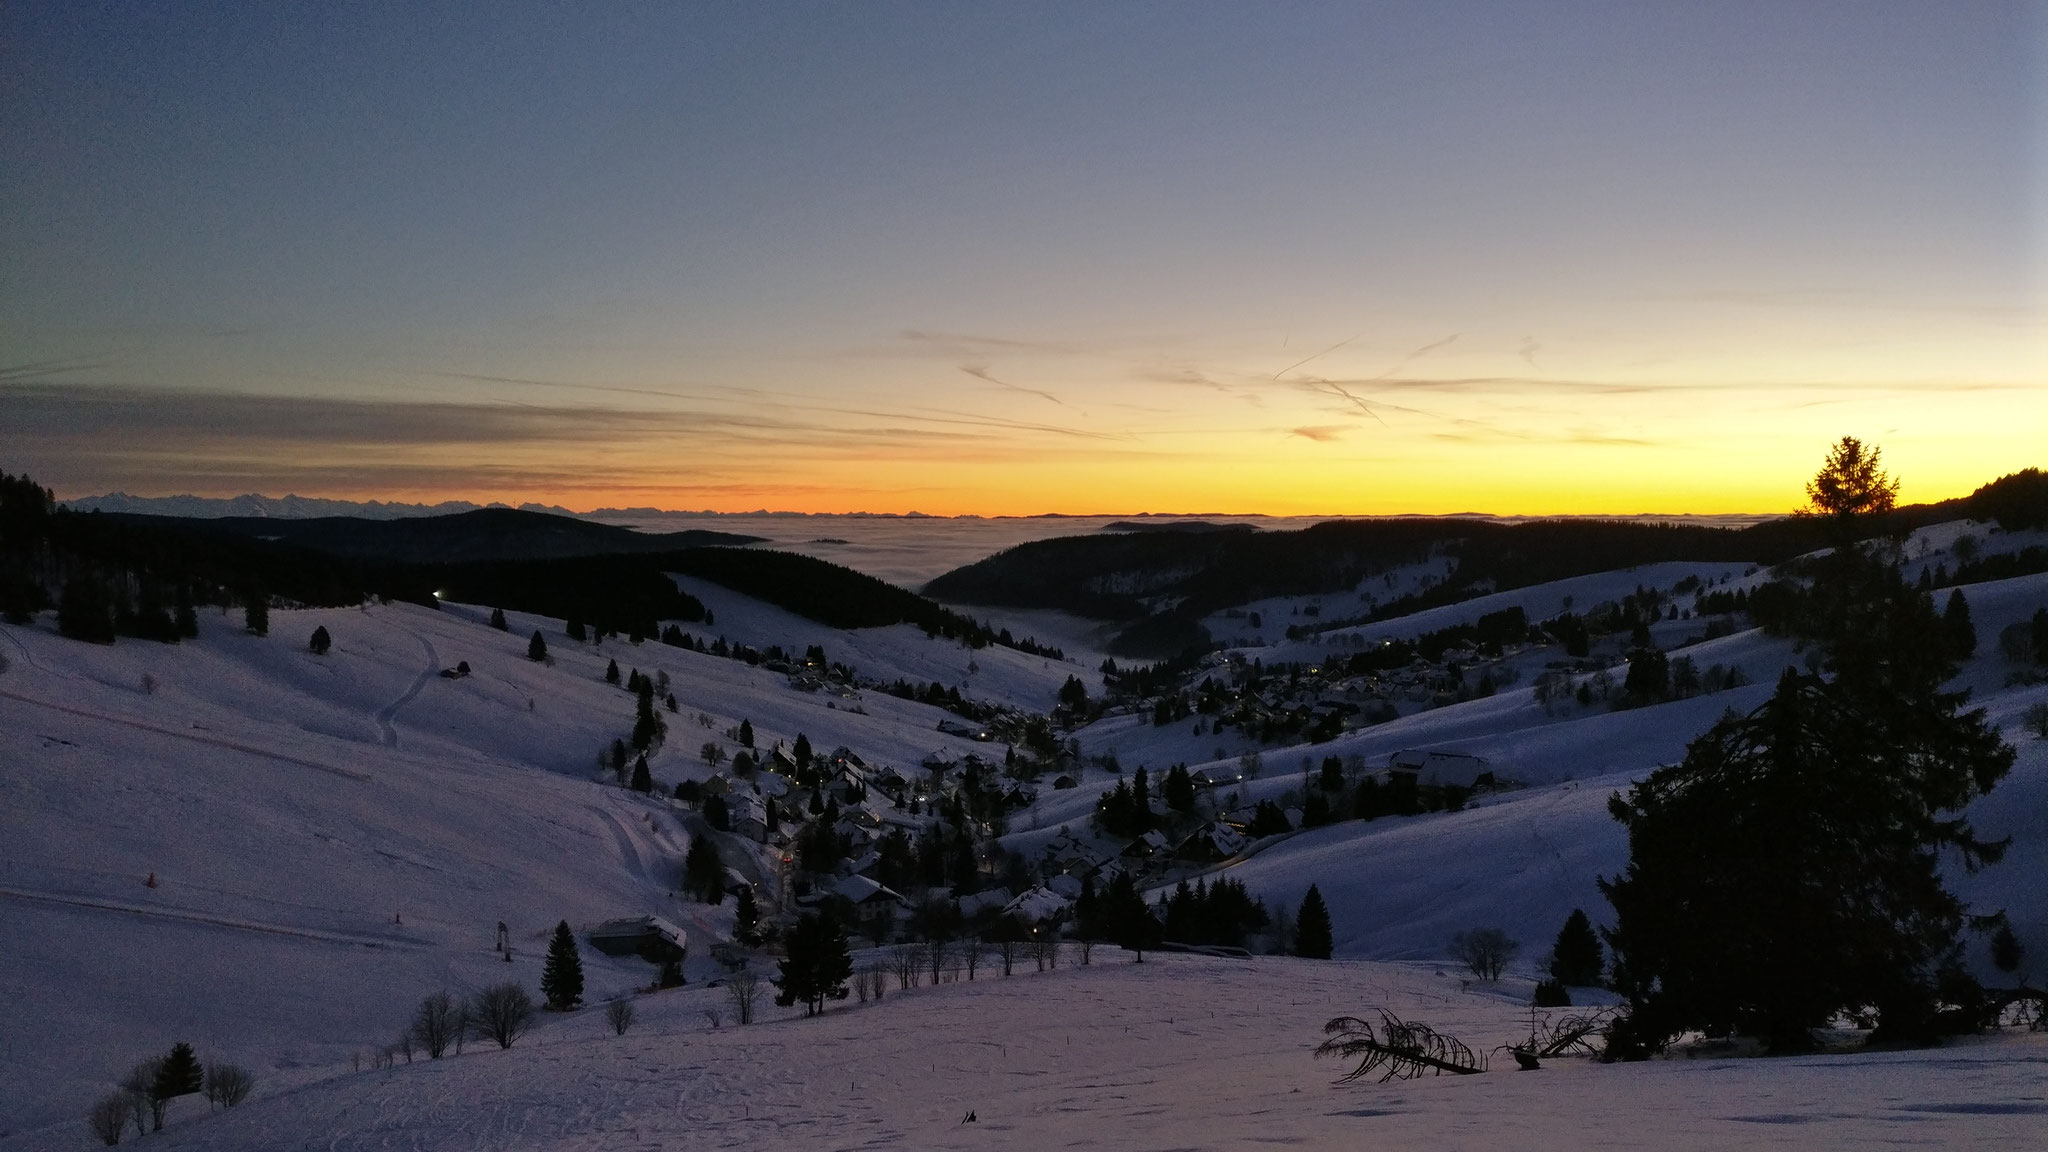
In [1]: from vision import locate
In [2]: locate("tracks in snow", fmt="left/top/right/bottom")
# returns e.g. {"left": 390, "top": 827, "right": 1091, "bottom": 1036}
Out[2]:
{"left": 0, "top": 886, "right": 426, "bottom": 951}
{"left": 0, "top": 688, "right": 373, "bottom": 781}
{"left": 375, "top": 631, "right": 440, "bottom": 747}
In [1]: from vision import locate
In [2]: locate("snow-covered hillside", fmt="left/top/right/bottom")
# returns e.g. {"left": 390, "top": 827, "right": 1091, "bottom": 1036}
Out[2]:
{"left": 0, "top": 594, "right": 1076, "bottom": 1147}
{"left": 1041, "top": 525, "right": 2048, "bottom": 982}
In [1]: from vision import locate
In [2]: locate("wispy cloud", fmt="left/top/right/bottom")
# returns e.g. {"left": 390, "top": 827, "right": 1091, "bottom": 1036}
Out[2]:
{"left": 959, "top": 363, "right": 1067, "bottom": 407}
{"left": 1289, "top": 425, "right": 1350, "bottom": 442}
{"left": 1271, "top": 332, "right": 1365, "bottom": 381}
{"left": 894, "top": 330, "right": 1092, "bottom": 356}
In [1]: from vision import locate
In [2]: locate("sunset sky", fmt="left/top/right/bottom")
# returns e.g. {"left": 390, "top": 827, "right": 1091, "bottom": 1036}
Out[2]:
{"left": 3, "top": 2, "right": 2043, "bottom": 515}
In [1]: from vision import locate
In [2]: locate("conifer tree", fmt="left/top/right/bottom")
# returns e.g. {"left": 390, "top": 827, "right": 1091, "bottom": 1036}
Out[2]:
{"left": 528, "top": 630, "right": 548, "bottom": 661}
{"left": 173, "top": 585, "right": 198, "bottom": 638}
{"left": 630, "top": 754, "right": 652, "bottom": 793}
{"left": 1105, "top": 871, "right": 1161, "bottom": 961}
{"left": 738, "top": 719, "right": 754, "bottom": 748}
{"left": 773, "top": 911, "right": 853, "bottom": 1016}
{"left": 153, "top": 1042, "right": 204, "bottom": 1101}
{"left": 606, "top": 658, "right": 620, "bottom": 684}
{"left": 794, "top": 733, "right": 813, "bottom": 771}
{"left": 1073, "top": 873, "right": 1100, "bottom": 942}
{"left": 734, "top": 884, "right": 760, "bottom": 942}
{"left": 1943, "top": 589, "right": 1976, "bottom": 659}
{"left": 243, "top": 591, "right": 268, "bottom": 636}
{"left": 1990, "top": 921, "right": 2024, "bottom": 974}
{"left": 1603, "top": 526, "right": 2014, "bottom": 1055}
{"left": 490, "top": 607, "right": 508, "bottom": 631}
{"left": 567, "top": 618, "right": 587, "bottom": 642}
{"left": 1162, "top": 764, "right": 1195, "bottom": 812}
{"left": 309, "top": 625, "right": 332, "bottom": 655}
{"left": 541, "top": 920, "right": 584, "bottom": 1010}
{"left": 1548, "top": 907, "right": 1604, "bottom": 986}
{"left": 1294, "top": 884, "right": 1333, "bottom": 959}
{"left": 684, "top": 834, "right": 725, "bottom": 903}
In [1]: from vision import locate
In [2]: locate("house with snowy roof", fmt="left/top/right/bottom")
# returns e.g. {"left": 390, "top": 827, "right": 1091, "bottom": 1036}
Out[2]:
{"left": 1175, "top": 822, "right": 1248, "bottom": 863}
{"left": 1388, "top": 749, "right": 1493, "bottom": 789}
{"left": 1004, "top": 885, "right": 1073, "bottom": 926}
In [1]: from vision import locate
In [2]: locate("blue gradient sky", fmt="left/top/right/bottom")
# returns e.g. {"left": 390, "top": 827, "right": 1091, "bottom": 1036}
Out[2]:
{"left": 3, "top": 2, "right": 2042, "bottom": 513}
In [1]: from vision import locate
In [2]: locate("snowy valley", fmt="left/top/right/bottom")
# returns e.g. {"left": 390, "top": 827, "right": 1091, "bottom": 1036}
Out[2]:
{"left": 3, "top": 505, "right": 2047, "bottom": 1151}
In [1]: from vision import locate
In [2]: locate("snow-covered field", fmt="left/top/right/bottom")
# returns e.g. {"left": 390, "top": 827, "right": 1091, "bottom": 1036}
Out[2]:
{"left": 52, "top": 954, "right": 2048, "bottom": 1151}
{"left": 4, "top": 517, "right": 2046, "bottom": 1149}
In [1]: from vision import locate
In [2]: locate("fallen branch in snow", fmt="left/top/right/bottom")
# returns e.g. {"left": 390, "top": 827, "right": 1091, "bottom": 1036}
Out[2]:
{"left": 1496, "top": 1007, "right": 1617, "bottom": 1069}
{"left": 1986, "top": 987, "right": 2048, "bottom": 1032}
{"left": 1317, "top": 1012, "right": 1486, "bottom": 1083}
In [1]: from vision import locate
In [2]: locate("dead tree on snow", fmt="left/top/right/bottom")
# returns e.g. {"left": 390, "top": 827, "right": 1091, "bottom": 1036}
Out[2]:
{"left": 1500, "top": 1008, "right": 1615, "bottom": 1069}
{"left": 1316, "top": 1012, "right": 1486, "bottom": 1083}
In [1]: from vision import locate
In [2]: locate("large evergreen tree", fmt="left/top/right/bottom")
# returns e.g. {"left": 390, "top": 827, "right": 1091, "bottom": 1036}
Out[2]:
{"left": 773, "top": 911, "right": 853, "bottom": 1016}
{"left": 684, "top": 834, "right": 725, "bottom": 903}
{"left": 1294, "top": 884, "right": 1333, "bottom": 959}
{"left": 1603, "top": 584, "right": 2012, "bottom": 1053}
{"left": 308, "top": 625, "right": 332, "bottom": 655}
{"left": 1073, "top": 873, "right": 1101, "bottom": 942}
{"left": 490, "top": 607, "right": 508, "bottom": 631}
{"left": 629, "top": 754, "right": 652, "bottom": 793}
{"left": 540, "top": 920, "right": 584, "bottom": 1010}
{"left": 734, "top": 884, "right": 760, "bottom": 942}
{"left": 1943, "top": 589, "right": 1975, "bottom": 659}
{"left": 1548, "top": 908, "right": 1603, "bottom": 986}
{"left": 1104, "top": 871, "right": 1161, "bottom": 961}
{"left": 1161, "top": 764, "right": 1195, "bottom": 812}
{"left": 528, "top": 630, "right": 548, "bottom": 661}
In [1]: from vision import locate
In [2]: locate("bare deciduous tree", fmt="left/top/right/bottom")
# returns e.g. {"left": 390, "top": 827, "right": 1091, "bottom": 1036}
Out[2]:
{"left": 960, "top": 939, "right": 984, "bottom": 981}
{"left": 1450, "top": 928, "right": 1519, "bottom": 982}
{"left": 891, "top": 943, "right": 921, "bottom": 990}
{"left": 471, "top": 983, "right": 535, "bottom": 1049}
{"left": 121, "top": 1060, "right": 165, "bottom": 1133}
{"left": 924, "top": 938, "right": 951, "bottom": 985}
{"left": 411, "top": 991, "right": 459, "bottom": 1058}
{"left": 853, "top": 962, "right": 887, "bottom": 1001}
{"left": 605, "top": 998, "right": 636, "bottom": 1036}
{"left": 997, "top": 937, "right": 1021, "bottom": 976}
{"left": 1077, "top": 937, "right": 1094, "bottom": 965}
{"left": 726, "top": 969, "right": 760, "bottom": 1025}
{"left": 88, "top": 1092, "right": 128, "bottom": 1145}
{"left": 392, "top": 1029, "right": 414, "bottom": 1064}
{"left": 203, "top": 1063, "right": 253, "bottom": 1109}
